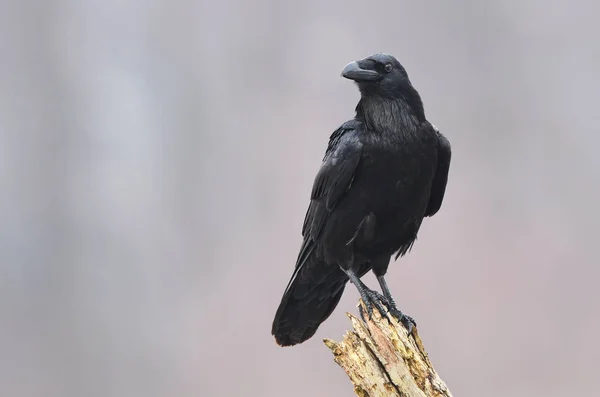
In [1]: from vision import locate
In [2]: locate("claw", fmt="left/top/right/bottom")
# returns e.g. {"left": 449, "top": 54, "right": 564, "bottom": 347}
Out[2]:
{"left": 368, "top": 290, "right": 417, "bottom": 335}
{"left": 360, "top": 296, "right": 374, "bottom": 320}
{"left": 388, "top": 306, "right": 417, "bottom": 335}
{"left": 358, "top": 304, "right": 368, "bottom": 322}
{"left": 365, "top": 301, "right": 373, "bottom": 320}
{"left": 361, "top": 289, "right": 390, "bottom": 321}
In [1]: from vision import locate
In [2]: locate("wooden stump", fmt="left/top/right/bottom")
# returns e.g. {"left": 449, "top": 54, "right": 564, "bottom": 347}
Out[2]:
{"left": 323, "top": 300, "right": 453, "bottom": 397}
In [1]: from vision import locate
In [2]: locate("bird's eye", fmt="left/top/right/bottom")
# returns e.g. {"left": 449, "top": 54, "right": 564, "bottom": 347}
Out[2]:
{"left": 384, "top": 63, "right": 393, "bottom": 73}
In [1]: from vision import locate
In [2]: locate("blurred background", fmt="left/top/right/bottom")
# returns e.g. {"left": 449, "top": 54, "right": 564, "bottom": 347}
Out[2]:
{"left": 1, "top": 0, "right": 599, "bottom": 396}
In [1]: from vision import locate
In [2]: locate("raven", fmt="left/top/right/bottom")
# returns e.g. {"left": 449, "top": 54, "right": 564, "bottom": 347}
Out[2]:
{"left": 272, "top": 53, "right": 451, "bottom": 347}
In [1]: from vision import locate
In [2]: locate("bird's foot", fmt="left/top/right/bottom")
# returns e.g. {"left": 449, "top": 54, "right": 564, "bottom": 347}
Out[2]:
{"left": 358, "top": 288, "right": 391, "bottom": 323}
{"left": 369, "top": 291, "right": 417, "bottom": 335}
{"left": 388, "top": 306, "right": 417, "bottom": 335}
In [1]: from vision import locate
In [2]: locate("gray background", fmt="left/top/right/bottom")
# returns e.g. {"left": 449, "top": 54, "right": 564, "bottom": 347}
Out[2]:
{"left": 1, "top": 1, "right": 599, "bottom": 396}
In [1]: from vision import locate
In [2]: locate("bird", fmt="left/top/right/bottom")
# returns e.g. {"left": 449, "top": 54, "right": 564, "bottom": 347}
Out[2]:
{"left": 271, "top": 53, "right": 451, "bottom": 347}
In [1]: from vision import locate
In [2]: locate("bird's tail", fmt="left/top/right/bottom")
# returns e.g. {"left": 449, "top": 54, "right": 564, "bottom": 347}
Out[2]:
{"left": 271, "top": 258, "right": 348, "bottom": 346}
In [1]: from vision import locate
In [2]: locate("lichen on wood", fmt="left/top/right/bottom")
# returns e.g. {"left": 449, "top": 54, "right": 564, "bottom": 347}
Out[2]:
{"left": 324, "top": 300, "right": 453, "bottom": 397}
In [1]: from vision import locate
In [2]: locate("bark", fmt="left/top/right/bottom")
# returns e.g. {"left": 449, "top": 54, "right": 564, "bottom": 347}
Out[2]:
{"left": 323, "top": 300, "right": 453, "bottom": 397}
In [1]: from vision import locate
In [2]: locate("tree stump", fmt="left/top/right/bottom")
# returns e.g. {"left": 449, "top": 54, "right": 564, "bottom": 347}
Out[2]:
{"left": 323, "top": 300, "right": 453, "bottom": 397}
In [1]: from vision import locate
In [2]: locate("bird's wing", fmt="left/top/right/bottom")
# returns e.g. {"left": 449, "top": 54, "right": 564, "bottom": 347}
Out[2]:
{"left": 425, "top": 127, "right": 451, "bottom": 217}
{"left": 282, "top": 122, "right": 362, "bottom": 292}
{"left": 302, "top": 121, "right": 363, "bottom": 239}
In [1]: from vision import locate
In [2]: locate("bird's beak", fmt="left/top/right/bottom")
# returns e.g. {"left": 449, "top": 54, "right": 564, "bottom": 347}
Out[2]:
{"left": 341, "top": 60, "right": 380, "bottom": 82}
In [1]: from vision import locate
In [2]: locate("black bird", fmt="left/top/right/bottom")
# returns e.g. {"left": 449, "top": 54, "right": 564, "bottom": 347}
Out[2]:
{"left": 272, "top": 53, "right": 451, "bottom": 347}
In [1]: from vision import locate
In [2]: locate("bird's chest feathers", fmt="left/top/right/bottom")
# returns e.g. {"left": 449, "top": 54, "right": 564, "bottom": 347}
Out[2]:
{"left": 362, "top": 131, "right": 433, "bottom": 167}
{"left": 358, "top": 130, "right": 437, "bottom": 201}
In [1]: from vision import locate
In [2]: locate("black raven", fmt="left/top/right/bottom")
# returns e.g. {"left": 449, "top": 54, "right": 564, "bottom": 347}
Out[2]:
{"left": 272, "top": 53, "right": 451, "bottom": 347}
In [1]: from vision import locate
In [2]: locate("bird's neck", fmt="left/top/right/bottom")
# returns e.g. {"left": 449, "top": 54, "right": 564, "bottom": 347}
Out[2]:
{"left": 355, "top": 94, "right": 425, "bottom": 133}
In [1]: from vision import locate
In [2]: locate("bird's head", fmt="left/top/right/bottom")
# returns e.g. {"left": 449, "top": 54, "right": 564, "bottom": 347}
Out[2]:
{"left": 342, "top": 53, "right": 425, "bottom": 120}
{"left": 342, "top": 53, "right": 413, "bottom": 98}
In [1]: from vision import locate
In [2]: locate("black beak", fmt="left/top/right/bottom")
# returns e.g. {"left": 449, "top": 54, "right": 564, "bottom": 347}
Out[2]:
{"left": 341, "top": 60, "right": 380, "bottom": 82}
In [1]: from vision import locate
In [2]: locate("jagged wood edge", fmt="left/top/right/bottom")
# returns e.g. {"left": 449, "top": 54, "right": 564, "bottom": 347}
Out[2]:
{"left": 324, "top": 300, "right": 453, "bottom": 397}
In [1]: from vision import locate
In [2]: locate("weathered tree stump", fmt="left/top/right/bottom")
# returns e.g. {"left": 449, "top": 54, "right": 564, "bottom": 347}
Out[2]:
{"left": 323, "top": 300, "right": 453, "bottom": 397}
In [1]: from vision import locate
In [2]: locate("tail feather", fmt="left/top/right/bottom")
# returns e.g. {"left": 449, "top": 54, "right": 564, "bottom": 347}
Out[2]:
{"left": 272, "top": 259, "right": 348, "bottom": 346}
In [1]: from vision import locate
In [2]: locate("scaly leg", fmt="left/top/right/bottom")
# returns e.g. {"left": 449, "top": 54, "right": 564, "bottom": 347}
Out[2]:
{"left": 343, "top": 268, "right": 390, "bottom": 321}
{"left": 377, "top": 275, "right": 416, "bottom": 334}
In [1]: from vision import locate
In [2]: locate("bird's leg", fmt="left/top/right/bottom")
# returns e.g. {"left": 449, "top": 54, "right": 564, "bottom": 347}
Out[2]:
{"left": 343, "top": 269, "right": 390, "bottom": 321}
{"left": 377, "top": 275, "right": 416, "bottom": 334}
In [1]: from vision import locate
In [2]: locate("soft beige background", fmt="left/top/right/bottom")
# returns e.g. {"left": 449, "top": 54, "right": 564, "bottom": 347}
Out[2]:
{"left": 1, "top": 1, "right": 599, "bottom": 396}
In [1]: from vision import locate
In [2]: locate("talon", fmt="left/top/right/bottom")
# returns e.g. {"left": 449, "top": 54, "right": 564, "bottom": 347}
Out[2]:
{"left": 365, "top": 289, "right": 390, "bottom": 318}
{"left": 365, "top": 300, "right": 374, "bottom": 319}
{"left": 358, "top": 304, "right": 367, "bottom": 322}
{"left": 389, "top": 307, "right": 417, "bottom": 334}
{"left": 359, "top": 289, "right": 391, "bottom": 321}
{"left": 400, "top": 315, "right": 415, "bottom": 335}
{"left": 359, "top": 297, "right": 375, "bottom": 320}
